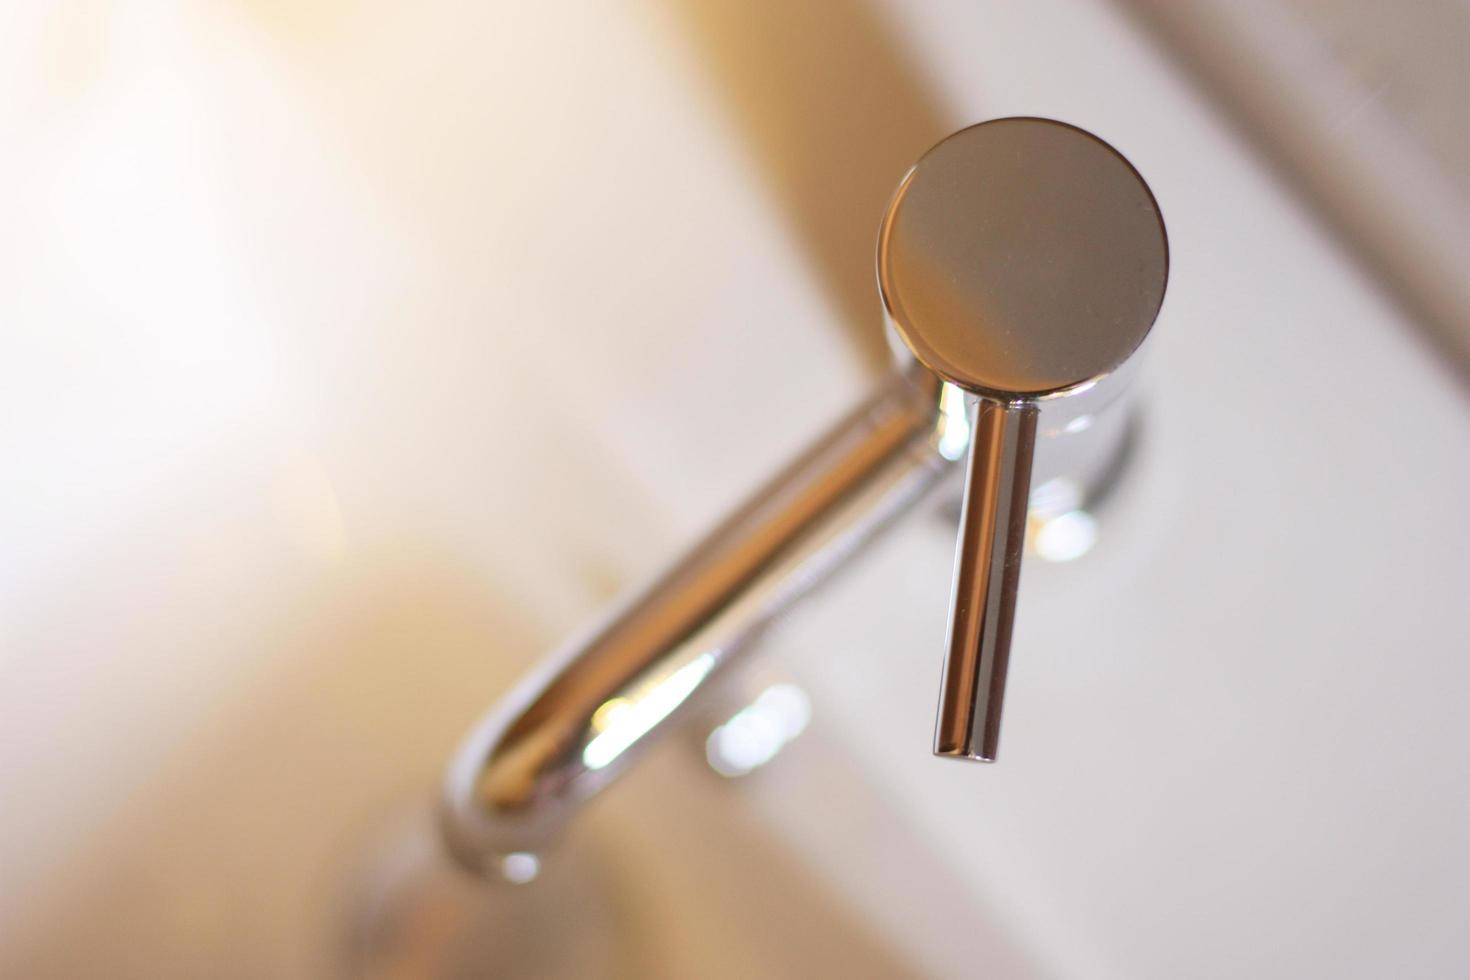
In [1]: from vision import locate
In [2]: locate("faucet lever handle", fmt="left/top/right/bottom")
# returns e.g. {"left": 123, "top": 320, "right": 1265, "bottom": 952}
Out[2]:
{"left": 878, "top": 117, "right": 1169, "bottom": 762}
{"left": 934, "top": 397, "right": 1037, "bottom": 760}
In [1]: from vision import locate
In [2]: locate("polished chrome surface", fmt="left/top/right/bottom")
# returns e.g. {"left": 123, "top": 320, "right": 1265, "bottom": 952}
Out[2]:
{"left": 443, "top": 366, "right": 955, "bottom": 869}
{"left": 934, "top": 399, "right": 1037, "bottom": 760}
{"left": 878, "top": 118, "right": 1168, "bottom": 761}
{"left": 877, "top": 117, "right": 1169, "bottom": 400}
{"left": 444, "top": 116, "right": 1166, "bottom": 869}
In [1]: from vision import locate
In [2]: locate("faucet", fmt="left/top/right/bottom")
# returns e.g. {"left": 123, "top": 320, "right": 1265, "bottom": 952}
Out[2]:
{"left": 442, "top": 117, "right": 1169, "bottom": 875}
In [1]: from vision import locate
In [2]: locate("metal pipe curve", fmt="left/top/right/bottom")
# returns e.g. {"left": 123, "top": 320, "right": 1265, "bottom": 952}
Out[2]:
{"left": 441, "top": 365, "right": 956, "bottom": 873}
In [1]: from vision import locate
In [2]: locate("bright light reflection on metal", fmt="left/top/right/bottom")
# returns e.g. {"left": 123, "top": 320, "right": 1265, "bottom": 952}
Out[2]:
{"left": 936, "top": 383, "right": 971, "bottom": 461}
{"left": 589, "top": 696, "right": 631, "bottom": 734}
{"left": 1034, "top": 510, "right": 1098, "bottom": 562}
{"left": 1030, "top": 477, "right": 1084, "bottom": 516}
{"left": 706, "top": 683, "right": 812, "bottom": 778}
{"left": 581, "top": 653, "right": 717, "bottom": 770}
{"left": 499, "top": 851, "right": 540, "bottom": 885}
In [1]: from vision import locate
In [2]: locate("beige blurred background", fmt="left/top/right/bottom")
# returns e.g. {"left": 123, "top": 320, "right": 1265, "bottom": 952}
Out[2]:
{"left": 3, "top": 1, "right": 1468, "bottom": 977}
{"left": 0, "top": 3, "right": 926, "bottom": 974}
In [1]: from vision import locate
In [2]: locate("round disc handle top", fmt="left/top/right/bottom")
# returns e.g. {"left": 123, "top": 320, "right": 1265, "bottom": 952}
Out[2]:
{"left": 878, "top": 117, "right": 1168, "bottom": 400}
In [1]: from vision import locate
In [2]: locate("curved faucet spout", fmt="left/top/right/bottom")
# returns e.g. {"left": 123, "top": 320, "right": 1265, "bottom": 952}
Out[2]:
{"left": 442, "top": 365, "right": 955, "bottom": 873}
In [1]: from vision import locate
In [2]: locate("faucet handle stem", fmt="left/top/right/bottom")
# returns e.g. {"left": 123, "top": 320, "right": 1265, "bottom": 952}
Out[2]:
{"left": 934, "top": 397, "right": 1037, "bottom": 760}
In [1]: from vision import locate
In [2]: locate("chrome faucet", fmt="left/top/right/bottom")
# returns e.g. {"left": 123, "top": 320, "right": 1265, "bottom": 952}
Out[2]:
{"left": 443, "top": 117, "right": 1169, "bottom": 875}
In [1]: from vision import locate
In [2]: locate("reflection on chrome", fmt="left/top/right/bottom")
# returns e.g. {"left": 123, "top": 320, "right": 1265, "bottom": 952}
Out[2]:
{"left": 583, "top": 654, "right": 717, "bottom": 771}
{"left": 499, "top": 851, "right": 541, "bottom": 885}
{"left": 1028, "top": 478, "right": 1099, "bottom": 563}
{"left": 705, "top": 683, "right": 813, "bottom": 778}
{"left": 1033, "top": 509, "right": 1098, "bottom": 563}
{"left": 936, "top": 382, "right": 972, "bottom": 462}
